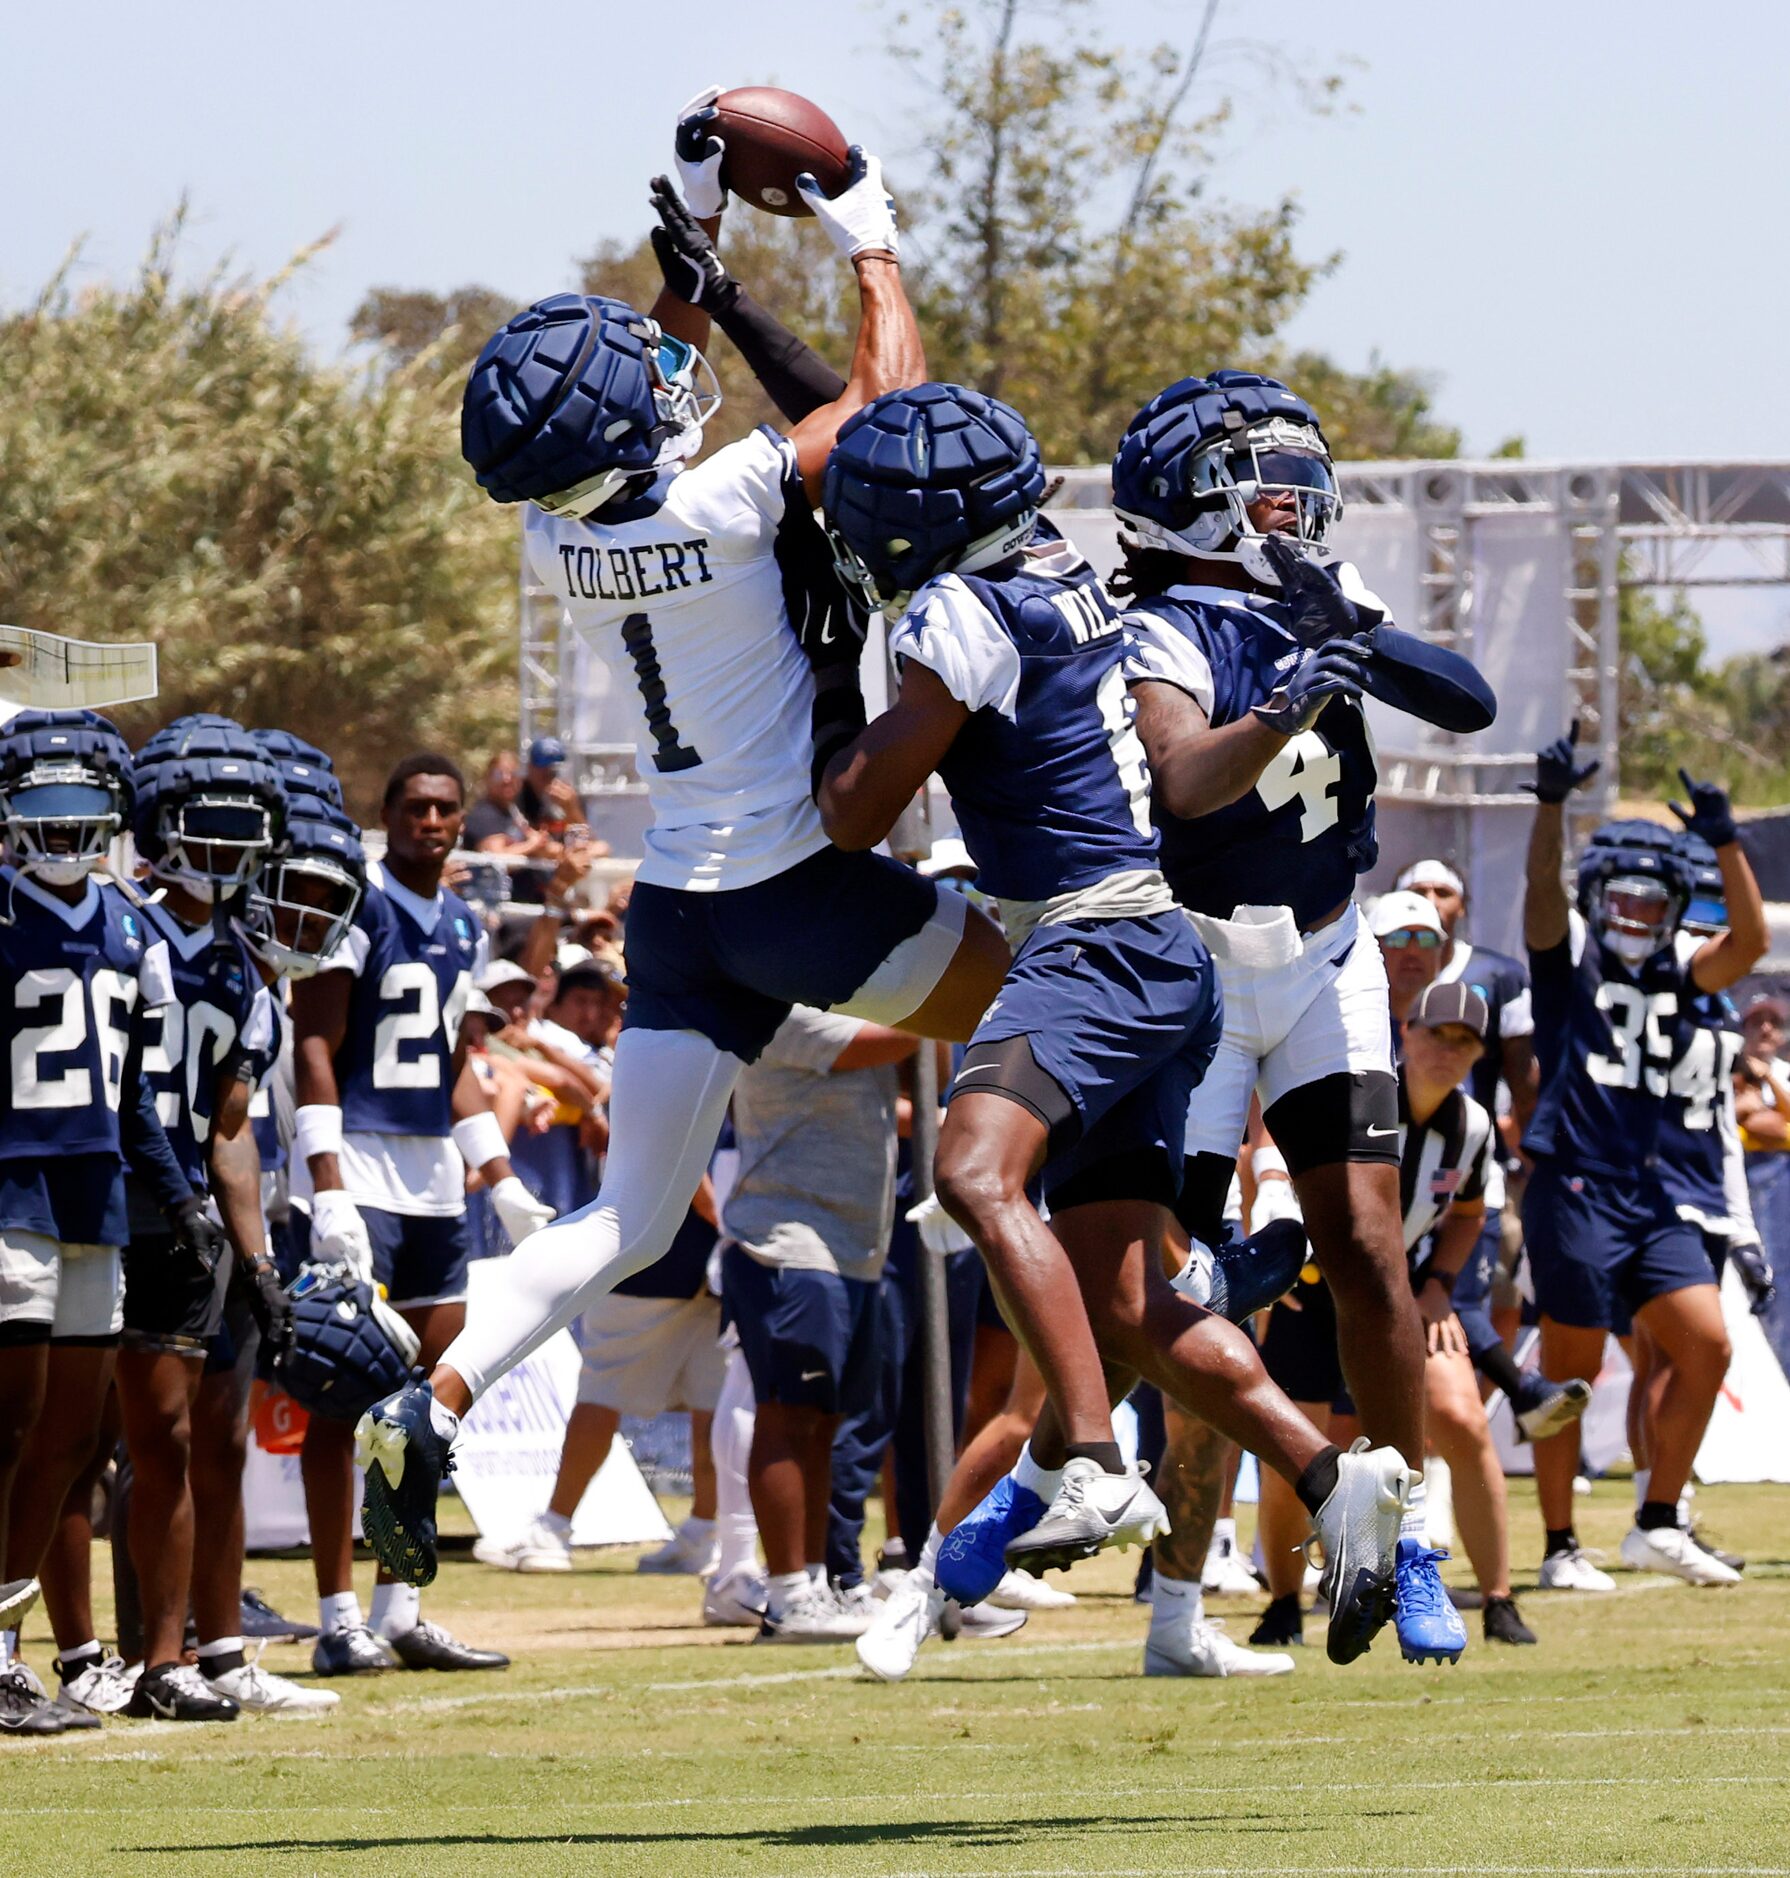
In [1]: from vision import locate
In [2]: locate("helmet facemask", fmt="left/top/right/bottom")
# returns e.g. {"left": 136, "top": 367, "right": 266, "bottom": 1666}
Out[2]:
{"left": 152, "top": 792, "right": 277, "bottom": 898}
{"left": 243, "top": 851, "right": 364, "bottom": 978}
{"left": 826, "top": 509, "right": 1040, "bottom": 623}
{"left": 1, "top": 763, "right": 124, "bottom": 885}
{"left": 530, "top": 323, "right": 722, "bottom": 522}
{"left": 1593, "top": 875, "right": 1678, "bottom": 966}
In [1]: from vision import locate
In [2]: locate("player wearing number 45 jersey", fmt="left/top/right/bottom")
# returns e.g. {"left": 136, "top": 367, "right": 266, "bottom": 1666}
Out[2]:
{"left": 1520, "top": 732, "right": 1765, "bottom": 1592}
{"left": 1109, "top": 369, "right": 1498, "bottom": 1660}
{"left": 356, "top": 109, "right": 1011, "bottom": 1588}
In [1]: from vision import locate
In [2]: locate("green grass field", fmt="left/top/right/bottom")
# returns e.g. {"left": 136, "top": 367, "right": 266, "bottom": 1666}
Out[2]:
{"left": 6, "top": 1477, "right": 1789, "bottom": 1878}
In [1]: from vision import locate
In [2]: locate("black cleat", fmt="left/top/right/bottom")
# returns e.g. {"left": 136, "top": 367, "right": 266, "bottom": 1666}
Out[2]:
{"left": 0, "top": 1665, "right": 73, "bottom": 1736}
{"left": 1249, "top": 1594, "right": 1306, "bottom": 1648}
{"left": 128, "top": 1661, "right": 240, "bottom": 1722}
{"left": 240, "top": 1586, "right": 318, "bottom": 1642}
{"left": 356, "top": 1374, "right": 454, "bottom": 1587}
{"left": 1483, "top": 1595, "right": 1537, "bottom": 1646}
{"left": 386, "top": 1621, "right": 509, "bottom": 1672}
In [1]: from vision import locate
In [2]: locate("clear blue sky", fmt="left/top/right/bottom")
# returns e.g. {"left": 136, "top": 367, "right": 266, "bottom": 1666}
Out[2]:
{"left": 7, "top": 0, "right": 1786, "bottom": 645}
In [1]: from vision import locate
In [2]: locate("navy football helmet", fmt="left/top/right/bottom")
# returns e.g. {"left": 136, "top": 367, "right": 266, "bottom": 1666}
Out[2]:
{"left": 0, "top": 709, "right": 135, "bottom": 886}
{"left": 1111, "top": 369, "right": 1340, "bottom": 585}
{"left": 242, "top": 790, "right": 366, "bottom": 978}
{"left": 462, "top": 294, "right": 721, "bottom": 517}
{"left": 274, "top": 1265, "right": 421, "bottom": 1423}
{"left": 1672, "top": 830, "right": 1726, "bottom": 937}
{"left": 1577, "top": 819, "right": 1689, "bottom": 967}
{"left": 252, "top": 729, "right": 344, "bottom": 811}
{"left": 822, "top": 383, "right": 1045, "bottom": 614}
{"left": 133, "top": 715, "right": 288, "bottom": 899}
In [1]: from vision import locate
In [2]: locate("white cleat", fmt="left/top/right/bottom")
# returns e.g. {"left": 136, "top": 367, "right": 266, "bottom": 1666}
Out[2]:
{"left": 953, "top": 1599, "right": 1028, "bottom": 1639}
{"left": 636, "top": 1519, "right": 719, "bottom": 1577}
{"left": 1620, "top": 1523, "right": 1742, "bottom": 1587}
{"left": 755, "top": 1584, "right": 873, "bottom": 1644}
{"left": 1515, "top": 1378, "right": 1593, "bottom": 1442}
{"left": 1201, "top": 1529, "right": 1264, "bottom": 1597}
{"left": 702, "top": 1568, "right": 768, "bottom": 1628}
{"left": 53, "top": 1654, "right": 139, "bottom": 1717}
{"left": 473, "top": 1516, "right": 574, "bottom": 1574}
{"left": 830, "top": 1581, "right": 879, "bottom": 1623}
{"left": 1144, "top": 1619, "right": 1295, "bottom": 1679}
{"left": 1537, "top": 1545, "right": 1615, "bottom": 1592}
{"left": 1004, "top": 1459, "right": 1170, "bottom": 1574}
{"left": 206, "top": 1658, "right": 341, "bottom": 1714}
{"left": 985, "top": 1568, "right": 1076, "bottom": 1612}
{"left": 0, "top": 1578, "right": 40, "bottom": 1627}
{"left": 1309, "top": 1441, "right": 1408, "bottom": 1665}
{"left": 856, "top": 1574, "right": 946, "bottom": 1681}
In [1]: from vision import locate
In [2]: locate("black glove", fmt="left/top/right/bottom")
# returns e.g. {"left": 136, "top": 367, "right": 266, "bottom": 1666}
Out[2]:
{"left": 1729, "top": 1240, "right": 1776, "bottom": 1317}
{"left": 244, "top": 1255, "right": 294, "bottom": 1356}
{"left": 1251, "top": 634, "right": 1372, "bottom": 736}
{"left": 1669, "top": 767, "right": 1738, "bottom": 849}
{"left": 649, "top": 176, "right": 736, "bottom": 311}
{"left": 167, "top": 1195, "right": 229, "bottom": 1278}
{"left": 1262, "top": 537, "right": 1383, "bottom": 648}
{"left": 1523, "top": 718, "right": 1601, "bottom": 804}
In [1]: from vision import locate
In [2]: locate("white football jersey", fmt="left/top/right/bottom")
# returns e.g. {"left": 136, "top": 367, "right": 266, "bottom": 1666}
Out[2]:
{"left": 526, "top": 427, "right": 828, "bottom": 892}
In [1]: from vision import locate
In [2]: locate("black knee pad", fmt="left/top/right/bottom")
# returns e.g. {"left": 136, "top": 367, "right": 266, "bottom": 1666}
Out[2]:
{"left": 1264, "top": 1071, "right": 1400, "bottom": 1176}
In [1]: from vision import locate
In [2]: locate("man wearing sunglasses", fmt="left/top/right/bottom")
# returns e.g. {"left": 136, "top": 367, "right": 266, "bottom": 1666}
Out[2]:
{"left": 1370, "top": 888, "right": 1448, "bottom": 1038}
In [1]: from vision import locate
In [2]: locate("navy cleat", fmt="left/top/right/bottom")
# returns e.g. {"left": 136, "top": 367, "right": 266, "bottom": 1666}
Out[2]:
{"left": 356, "top": 1372, "right": 454, "bottom": 1588}
{"left": 936, "top": 1475, "right": 1046, "bottom": 1607}
{"left": 1174, "top": 1218, "right": 1310, "bottom": 1322}
{"left": 1309, "top": 1440, "right": 1406, "bottom": 1665}
{"left": 1393, "top": 1536, "right": 1469, "bottom": 1664}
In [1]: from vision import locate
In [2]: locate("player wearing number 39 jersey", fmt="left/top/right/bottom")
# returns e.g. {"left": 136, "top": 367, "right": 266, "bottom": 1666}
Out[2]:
{"left": 355, "top": 116, "right": 1008, "bottom": 1590}
{"left": 1518, "top": 734, "right": 1766, "bottom": 1591}
{"left": 1110, "top": 369, "right": 1497, "bottom": 1659}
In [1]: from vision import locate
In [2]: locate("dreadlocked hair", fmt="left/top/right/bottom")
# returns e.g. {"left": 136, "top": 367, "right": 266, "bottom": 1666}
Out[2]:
{"left": 1108, "top": 545, "right": 1188, "bottom": 602}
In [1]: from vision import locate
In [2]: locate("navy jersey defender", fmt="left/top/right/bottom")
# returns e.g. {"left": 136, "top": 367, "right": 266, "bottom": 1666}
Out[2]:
{"left": 360, "top": 118, "right": 1016, "bottom": 1586}
{"left": 1518, "top": 734, "right": 1767, "bottom": 1590}
{"left": 819, "top": 382, "right": 1409, "bottom": 1663}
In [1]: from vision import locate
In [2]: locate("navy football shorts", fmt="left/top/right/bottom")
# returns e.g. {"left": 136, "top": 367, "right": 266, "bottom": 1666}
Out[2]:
{"left": 720, "top": 1242, "right": 884, "bottom": 1418}
{"left": 290, "top": 1204, "right": 472, "bottom": 1312}
{"left": 1524, "top": 1159, "right": 1715, "bottom": 1332}
{"left": 953, "top": 908, "right": 1222, "bottom": 1210}
{"left": 621, "top": 845, "right": 939, "bottom": 1064}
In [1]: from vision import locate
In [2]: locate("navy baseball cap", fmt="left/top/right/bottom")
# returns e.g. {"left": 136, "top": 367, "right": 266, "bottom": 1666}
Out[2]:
{"left": 528, "top": 736, "right": 567, "bottom": 769}
{"left": 1411, "top": 981, "right": 1489, "bottom": 1041}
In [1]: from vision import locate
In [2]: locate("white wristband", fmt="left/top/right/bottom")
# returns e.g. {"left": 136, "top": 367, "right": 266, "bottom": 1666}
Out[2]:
{"left": 1251, "top": 1145, "right": 1290, "bottom": 1182}
{"left": 453, "top": 1110, "right": 509, "bottom": 1173}
{"left": 294, "top": 1104, "right": 345, "bottom": 1166}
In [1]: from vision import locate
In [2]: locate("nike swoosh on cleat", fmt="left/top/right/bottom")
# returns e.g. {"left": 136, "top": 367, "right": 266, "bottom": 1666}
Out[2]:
{"left": 799, "top": 1369, "right": 827, "bottom": 1382}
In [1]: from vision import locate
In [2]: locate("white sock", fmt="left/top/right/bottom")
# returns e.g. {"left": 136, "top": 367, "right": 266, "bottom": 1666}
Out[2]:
{"left": 320, "top": 1591, "right": 363, "bottom": 1635}
{"left": 196, "top": 1636, "right": 243, "bottom": 1662}
{"left": 370, "top": 1581, "right": 419, "bottom": 1640}
{"left": 438, "top": 1029, "right": 740, "bottom": 1400}
{"left": 1634, "top": 1468, "right": 1651, "bottom": 1510}
{"left": 1013, "top": 1442, "right": 1065, "bottom": 1504}
{"left": 806, "top": 1562, "right": 825, "bottom": 1586}
{"left": 682, "top": 1516, "right": 716, "bottom": 1541}
{"left": 916, "top": 1524, "right": 943, "bottom": 1582}
{"left": 766, "top": 1570, "right": 808, "bottom": 1620}
{"left": 428, "top": 1398, "right": 461, "bottom": 1445}
{"left": 540, "top": 1509, "right": 573, "bottom": 1538}
{"left": 711, "top": 1349, "right": 760, "bottom": 1580}
{"left": 1209, "top": 1515, "right": 1237, "bottom": 1557}
{"left": 1149, "top": 1570, "right": 1204, "bottom": 1636}
{"left": 1399, "top": 1472, "right": 1429, "bottom": 1542}
{"left": 0, "top": 1627, "right": 14, "bottom": 1669}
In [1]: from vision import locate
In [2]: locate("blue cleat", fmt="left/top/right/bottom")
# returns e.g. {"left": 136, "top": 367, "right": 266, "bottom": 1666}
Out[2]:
{"left": 1173, "top": 1219, "right": 1309, "bottom": 1322}
{"left": 935, "top": 1475, "right": 1045, "bottom": 1607}
{"left": 356, "top": 1372, "right": 454, "bottom": 1588}
{"left": 1393, "top": 1536, "right": 1469, "bottom": 1664}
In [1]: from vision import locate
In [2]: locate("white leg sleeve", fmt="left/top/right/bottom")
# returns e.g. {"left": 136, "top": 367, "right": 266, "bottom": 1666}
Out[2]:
{"left": 711, "top": 1344, "right": 760, "bottom": 1580}
{"left": 441, "top": 1027, "right": 741, "bottom": 1403}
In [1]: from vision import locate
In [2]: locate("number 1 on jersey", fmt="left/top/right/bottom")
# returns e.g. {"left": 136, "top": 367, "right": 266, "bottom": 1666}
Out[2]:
{"left": 622, "top": 611, "right": 703, "bottom": 774}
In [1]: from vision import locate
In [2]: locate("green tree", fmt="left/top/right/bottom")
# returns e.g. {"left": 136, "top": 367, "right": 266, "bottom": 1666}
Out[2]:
{"left": 0, "top": 218, "right": 516, "bottom": 812}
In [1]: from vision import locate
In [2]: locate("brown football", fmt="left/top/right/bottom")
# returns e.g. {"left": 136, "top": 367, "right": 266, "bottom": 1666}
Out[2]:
{"left": 715, "top": 86, "right": 851, "bottom": 218}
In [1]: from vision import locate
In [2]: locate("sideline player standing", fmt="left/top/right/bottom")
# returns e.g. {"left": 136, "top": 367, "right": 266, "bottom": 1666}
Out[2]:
{"left": 1520, "top": 734, "right": 1765, "bottom": 1589}
{"left": 819, "top": 381, "right": 1407, "bottom": 1679}
{"left": 291, "top": 754, "right": 548, "bottom": 1672}
{"left": 356, "top": 113, "right": 1015, "bottom": 1585}
{"left": 1110, "top": 370, "right": 1495, "bottom": 1656}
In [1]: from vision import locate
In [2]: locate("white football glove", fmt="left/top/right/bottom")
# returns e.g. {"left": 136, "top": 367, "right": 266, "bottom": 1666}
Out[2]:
{"left": 796, "top": 147, "right": 898, "bottom": 260}
{"left": 1248, "top": 1176, "right": 1304, "bottom": 1237}
{"left": 492, "top": 1174, "right": 556, "bottom": 1247}
{"left": 905, "top": 1189, "right": 972, "bottom": 1256}
{"left": 674, "top": 85, "right": 728, "bottom": 220}
{"left": 309, "top": 1188, "right": 374, "bottom": 1285}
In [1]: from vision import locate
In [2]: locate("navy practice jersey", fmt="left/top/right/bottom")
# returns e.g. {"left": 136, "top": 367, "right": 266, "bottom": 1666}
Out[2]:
{"left": 889, "top": 539, "right": 1158, "bottom": 905}
{"left": 1522, "top": 914, "right": 1690, "bottom": 1177}
{"left": 1122, "top": 583, "right": 1378, "bottom": 928}
{"left": 333, "top": 864, "right": 482, "bottom": 1138}
{"left": 1659, "top": 961, "right": 1743, "bottom": 1230}
{"left": 0, "top": 870, "right": 173, "bottom": 1241}
{"left": 248, "top": 992, "right": 289, "bottom": 1175}
{"left": 1436, "top": 940, "right": 1533, "bottom": 1114}
{"left": 137, "top": 897, "right": 269, "bottom": 1190}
